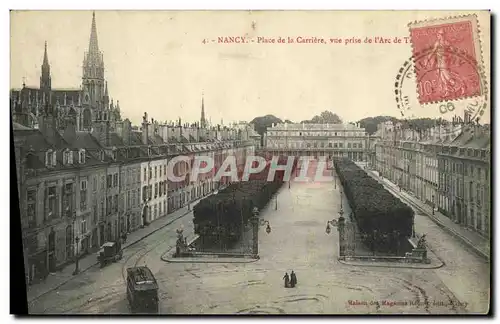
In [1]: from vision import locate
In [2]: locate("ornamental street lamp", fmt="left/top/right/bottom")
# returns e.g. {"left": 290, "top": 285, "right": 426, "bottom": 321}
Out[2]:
{"left": 261, "top": 220, "right": 272, "bottom": 234}
{"left": 73, "top": 236, "right": 80, "bottom": 275}
{"left": 326, "top": 201, "right": 346, "bottom": 259}
{"left": 339, "top": 190, "right": 344, "bottom": 211}
{"left": 372, "top": 229, "right": 379, "bottom": 256}
{"left": 325, "top": 219, "right": 336, "bottom": 234}
{"left": 251, "top": 207, "right": 271, "bottom": 258}
{"left": 175, "top": 227, "right": 188, "bottom": 257}
{"left": 412, "top": 214, "right": 416, "bottom": 238}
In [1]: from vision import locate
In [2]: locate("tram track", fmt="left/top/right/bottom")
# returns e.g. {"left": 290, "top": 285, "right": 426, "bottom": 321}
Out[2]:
{"left": 38, "top": 234, "right": 175, "bottom": 314}
{"left": 27, "top": 201, "right": 205, "bottom": 309}
{"left": 34, "top": 217, "right": 189, "bottom": 314}
{"left": 120, "top": 234, "right": 174, "bottom": 283}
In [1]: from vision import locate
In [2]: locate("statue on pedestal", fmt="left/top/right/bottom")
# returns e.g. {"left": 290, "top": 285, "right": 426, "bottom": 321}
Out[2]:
{"left": 417, "top": 234, "right": 427, "bottom": 249}
{"left": 412, "top": 234, "right": 428, "bottom": 262}
{"left": 175, "top": 228, "right": 188, "bottom": 257}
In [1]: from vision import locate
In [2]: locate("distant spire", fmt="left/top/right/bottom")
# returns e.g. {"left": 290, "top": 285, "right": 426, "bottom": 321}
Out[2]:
{"left": 88, "top": 11, "right": 99, "bottom": 55}
{"left": 40, "top": 41, "right": 51, "bottom": 91}
{"left": 43, "top": 41, "right": 49, "bottom": 65}
{"left": 200, "top": 92, "right": 207, "bottom": 128}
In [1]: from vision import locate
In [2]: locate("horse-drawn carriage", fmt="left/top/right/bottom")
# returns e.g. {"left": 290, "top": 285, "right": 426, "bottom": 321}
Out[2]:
{"left": 97, "top": 241, "right": 123, "bottom": 268}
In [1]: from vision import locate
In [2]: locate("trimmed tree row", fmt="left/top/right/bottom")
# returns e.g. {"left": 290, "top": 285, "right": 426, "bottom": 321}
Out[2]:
{"left": 334, "top": 158, "right": 414, "bottom": 252}
{"left": 193, "top": 156, "right": 297, "bottom": 243}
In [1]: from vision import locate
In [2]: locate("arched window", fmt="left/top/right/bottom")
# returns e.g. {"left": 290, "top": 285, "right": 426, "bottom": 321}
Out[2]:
{"left": 45, "top": 149, "right": 56, "bottom": 167}
{"left": 79, "top": 149, "right": 86, "bottom": 164}
{"left": 45, "top": 150, "right": 51, "bottom": 167}
{"left": 63, "top": 149, "right": 73, "bottom": 165}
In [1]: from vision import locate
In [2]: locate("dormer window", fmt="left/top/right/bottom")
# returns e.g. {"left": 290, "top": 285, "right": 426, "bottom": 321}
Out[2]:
{"left": 63, "top": 149, "right": 73, "bottom": 165}
{"left": 45, "top": 149, "right": 56, "bottom": 167}
{"left": 100, "top": 151, "right": 105, "bottom": 161}
{"left": 79, "top": 149, "right": 86, "bottom": 164}
{"left": 112, "top": 148, "right": 117, "bottom": 161}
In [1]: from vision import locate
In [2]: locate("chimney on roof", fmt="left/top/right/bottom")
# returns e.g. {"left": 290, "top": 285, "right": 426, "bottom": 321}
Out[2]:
{"left": 193, "top": 125, "right": 199, "bottom": 142}
{"left": 473, "top": 124, "right": 484, "bottom": 139}
{"left": 141, "top": 112, "right": 149, "bottom": 145}
{"left": 464, "top": 109, "right": 470, "bottom": 124}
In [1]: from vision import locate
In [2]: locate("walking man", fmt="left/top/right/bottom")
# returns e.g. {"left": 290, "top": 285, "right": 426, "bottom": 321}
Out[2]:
{"left": 290, "top": 270, "right": 297, "bottom": 288}
{"left": 283, "top": 272, "right": 290, "bottom": 288}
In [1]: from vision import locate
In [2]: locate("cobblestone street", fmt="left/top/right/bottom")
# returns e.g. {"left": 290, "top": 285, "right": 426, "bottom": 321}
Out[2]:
{"left": 28, "top": 174, "right": 489, "bottom": 314}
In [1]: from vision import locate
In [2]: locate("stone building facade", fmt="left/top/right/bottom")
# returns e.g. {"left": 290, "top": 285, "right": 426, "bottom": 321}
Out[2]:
{"left": 264, "top": 122, "right": 372, "bottom": 162}
{"left": 374, "top": 118, "right": 491, "bottom": 237}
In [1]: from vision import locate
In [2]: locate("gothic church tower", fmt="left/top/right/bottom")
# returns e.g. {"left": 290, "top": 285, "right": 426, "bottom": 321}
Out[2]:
{"left": 82, "top": 11, "right": 105, "bottom": 110}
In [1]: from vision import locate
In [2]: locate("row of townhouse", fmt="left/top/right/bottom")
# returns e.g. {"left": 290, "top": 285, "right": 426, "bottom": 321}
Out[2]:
{"left": 14, "top": 108, "right": 258, "bottom": 286}
{"left": 374, "top": 117, "right": 491, "bottom": 237}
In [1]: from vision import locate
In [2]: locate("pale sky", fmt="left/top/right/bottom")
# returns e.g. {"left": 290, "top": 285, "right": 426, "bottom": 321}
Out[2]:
{"left": 10, "top": 10, "right": 491, "bottom": 126}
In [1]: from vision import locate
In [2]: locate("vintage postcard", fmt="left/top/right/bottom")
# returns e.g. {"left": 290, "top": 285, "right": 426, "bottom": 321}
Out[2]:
{"left": 10, "top": 10, "right": 491, "bottom": 315}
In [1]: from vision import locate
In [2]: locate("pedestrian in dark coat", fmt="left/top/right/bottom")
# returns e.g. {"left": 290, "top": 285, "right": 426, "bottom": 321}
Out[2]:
{"left": 290, "top": 271, "right": 297, "bottom": 288}
{"left": 283, "top": 272, "right": 290, "bottom": 288}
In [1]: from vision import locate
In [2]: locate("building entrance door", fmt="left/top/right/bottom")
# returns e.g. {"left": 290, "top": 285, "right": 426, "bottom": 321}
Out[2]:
{"left": 142, "top": 205, "right": 149, "bottom": 226}
{"left": 48, "top": 230, "right": 56, "bottom": 272}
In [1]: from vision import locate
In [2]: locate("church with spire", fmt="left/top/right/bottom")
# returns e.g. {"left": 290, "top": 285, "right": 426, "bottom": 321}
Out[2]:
{"left": 10, "top": 11, "right": 122, "bottom": 132}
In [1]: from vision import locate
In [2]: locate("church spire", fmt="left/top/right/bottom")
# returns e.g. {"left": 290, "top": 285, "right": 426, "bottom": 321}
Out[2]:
{"left": 40, "top": 41, "right": 51, "bottom": 92}
{"left": 103, "top": 81, "right": 109, "bottom": 108}
{"left": 43, "top": 41, "right": 49, "bottom": 66}
{"left": 200, "top": 92, "right": 207, "bottom": 128}
{"left": 89, "top": 11, "right": 99, "bottom": 55}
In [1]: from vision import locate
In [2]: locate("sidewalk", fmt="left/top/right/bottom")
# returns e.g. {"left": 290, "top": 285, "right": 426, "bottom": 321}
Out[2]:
{"left": 27, "top": 193, "right": 213, "bottom": 304}
{"left": 364, "top": 168, "right": 490, "bottom": 261}
{"left": 339, "top": 257, "right": 444, "bottom": 269}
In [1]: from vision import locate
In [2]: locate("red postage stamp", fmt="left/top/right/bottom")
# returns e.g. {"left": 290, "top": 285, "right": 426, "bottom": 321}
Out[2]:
{"left": 408, "top": 15, "right": 484, "bottom": 104}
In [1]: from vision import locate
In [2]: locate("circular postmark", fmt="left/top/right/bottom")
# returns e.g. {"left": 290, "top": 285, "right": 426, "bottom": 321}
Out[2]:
{"left": 394, "top": 45, "right": 488, "bottom": 133}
